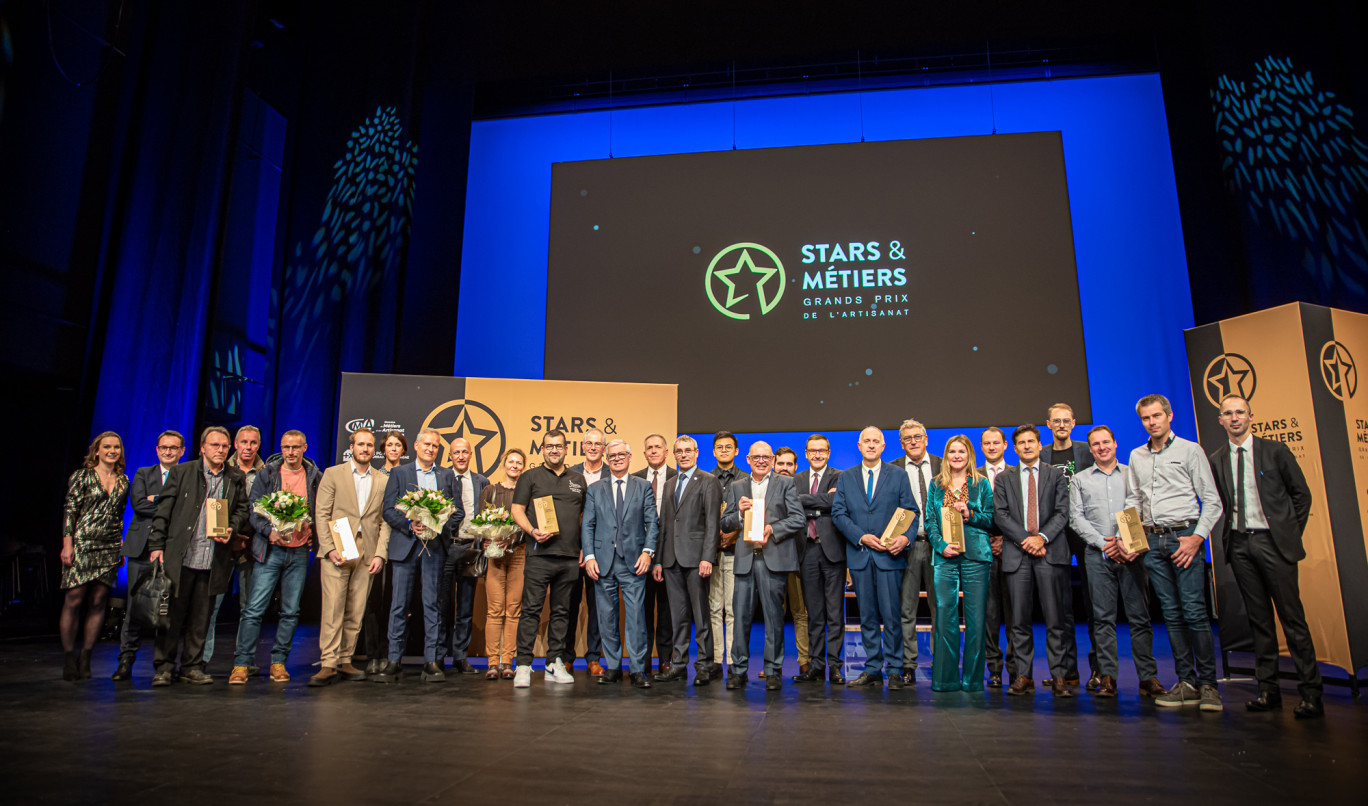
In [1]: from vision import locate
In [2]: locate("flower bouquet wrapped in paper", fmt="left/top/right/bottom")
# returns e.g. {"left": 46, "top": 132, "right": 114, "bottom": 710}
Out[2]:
{"left": 252, "top": 490, "right": 310, "bottom": 537}
{"left": 469, "top": 506, "right": 520, "bottom": 558}
{"left": 395, "top": 488, "right": 456, "bottom": 552}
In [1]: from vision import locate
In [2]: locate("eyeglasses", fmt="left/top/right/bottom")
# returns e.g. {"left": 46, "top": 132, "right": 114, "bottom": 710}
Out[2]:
{"left": 675, "top": 448, "right": 696, "bottom": 455}
{"left": 1047, "top": 418, "right": 1074, "bottom": 426}
{"left": 748, "top": 455, "right": 773, "bottom": 462}
{"left": 606, "top": 452, "right": 629, "bottom": 460}
{"left": 806, "top": 449, "right": 829, "bottom": 455}
{"left": 157, "top": 445, "right": 181, "bottom": 452}
{"left": 543, "top": 444, "right": 566, "bottom": 452}
{"left": 901, "top": 435, "right": 926, "bottom": 444}
{"left": 582, "top": 441, "right": 604, "bottom": 448}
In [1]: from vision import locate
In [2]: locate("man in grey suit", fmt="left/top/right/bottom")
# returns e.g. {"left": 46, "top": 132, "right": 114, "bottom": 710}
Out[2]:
{"left": 892, "top": 417, "right": 941, "bottom": 684}
{"left": 993, "top": 424, "right": 1073, "bottom": 697}
{"left": 112, "top": 430, "right": 185, "bottom": 681}
{"left": 720, "top": 441, "right": 806, "bottom": 691}
{"left": 653, "top": 436, "right": 723, "bottom": 685}
{"left": 633, "top": 433, "right": 677, "bottom": 675}
{"left": 583, "top": 439, "right": 659, "bottom": 687}
{"left": 792, "top": 434, "right": 845, "bottom": 684}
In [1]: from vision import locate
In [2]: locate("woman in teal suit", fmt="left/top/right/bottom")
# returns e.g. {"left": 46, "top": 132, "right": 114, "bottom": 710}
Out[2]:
{"left": 927, "top": 435, "right": 995, "bottom": 692}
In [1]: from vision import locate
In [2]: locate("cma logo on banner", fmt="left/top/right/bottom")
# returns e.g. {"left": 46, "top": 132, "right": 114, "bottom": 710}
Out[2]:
{"left": 704, "top": 240, "right": 910, "bottom": 321}
{"left": 421, "top": 399, "right": 507, "bottom": 476}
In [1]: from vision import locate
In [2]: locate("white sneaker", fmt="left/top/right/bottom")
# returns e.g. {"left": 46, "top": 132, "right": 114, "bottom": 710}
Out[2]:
{"left": 513, "top": 666, "right": 531, "bottom": 688}
{"left": 546, "top": 659, "right": 575, "bottom": 684}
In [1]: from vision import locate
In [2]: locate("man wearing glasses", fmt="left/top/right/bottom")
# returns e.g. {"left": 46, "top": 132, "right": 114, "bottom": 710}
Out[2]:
{"left": 792, "top": 435, "right": 846, "bottom": 684}
{"left": 654, "top": 436, "right": 723, "bottom": 685}
{"left": 1040, "top": 403, "right": 1097, "bottom": 690}
{"left": 892, "top": 418, "right": 941, "bottom": 684}
{"left": 567, "top": 428, "right": 607, "bottom": 677}
{"left": 719, "top": 442, "right": 806, "bottom": 690}
{"left": 709, "top": 431, "right": 744, "bottom": 673}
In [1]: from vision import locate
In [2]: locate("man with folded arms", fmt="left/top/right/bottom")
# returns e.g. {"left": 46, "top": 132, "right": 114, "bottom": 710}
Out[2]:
{"left": 309, "top": 427, "right": 390, "bottom": 686}
{"left": 720, "top": 442, "right": 806, "bottom": 691}
{"left": 633, "top": 434, "right": 676, "bottom": 676}
{"left": 1068, "top": 425, "right": 1163, "bottom": 698}
{"left": 582, "top": 440, "right": 658, "bottom": 687}
{"left": 1126, "top": 394, "right": 1223, "bottom": 711}
{"left": 793, "top": 434, "right": 845, "bottom": 684}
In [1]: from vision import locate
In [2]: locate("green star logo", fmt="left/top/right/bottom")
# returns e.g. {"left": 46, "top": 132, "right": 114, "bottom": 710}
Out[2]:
{"left": 705, "top": 243, "right": 786, "bottom": 320}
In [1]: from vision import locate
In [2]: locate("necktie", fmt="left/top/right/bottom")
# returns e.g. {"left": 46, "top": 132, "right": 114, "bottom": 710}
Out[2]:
{"left": 1235, "top": 447, "right": 1246, "bottom": 533}
{"left": 675, "top": 473, "right": 686, "bottom": 506}
{"left": 615, "top": 479, "right": 625, "bottom": 521}
{"left": 866, "top": 469, "right": 874, "bottom": 502}
{"left": 916, "top": 464, "right": 928, "bottom": 535}
{"left": 808, "top": 472, "right": 819, "bottom": 539}
{"left": 1026, "top": 467, "right": 1038, "bottom": 535}
{"left": 651, "top": 470, "right": 659, "bottom": 499}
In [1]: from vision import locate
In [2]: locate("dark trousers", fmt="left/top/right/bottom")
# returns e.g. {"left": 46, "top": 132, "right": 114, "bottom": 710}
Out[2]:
{"left": 119, "top": 555, "right": 153, "bottom": 662}
{"left": 1228, "top": 531, "right": 1323, "bottom": 698}
{"left": 155, "top": 568, "right": 213, "bottom": 674}
{"left": 1084, "top": 547, "right": 1157, "bottom": 680}
{"left": 800, "top": 544, "right": 845, "bottom": 673}
{"left": 663, "top": 563, "right": 714, "bottom": 671}
{"left": 1061, "top": 528, "right": 1097, "bottom": 678}
{"left": 438, "top": 541, "right": 480, "bottom": 661}
{"left": 358, "top": 562, "right": 392, "bottom": 661}
{"left": 984, "top": 551, "right": 1014, "bottom": 675}
{"left": 388, "top": 544, "right": 445, "bottom": 664}
{"left": 643, "top": 572, "right": 673, "bottom": 668}
{"left": 565, "top": 568, "right": 602, "bottom": 663}
{"left": 1144, "top": 527, "right": 1217, "bottom": 688}
{"left": 730, "top": 553, "right": 787, "bottom": 676}
{"left": 516, "top": 554, "right": 579, "bottom": 666}
{"left": 850, "top": 563, "right": 904, "bottom": 676}
{"left": 900, "top": 538, "right": 936, "bottom": 667}
{"left": 1007, "top": 556, "right": 1072, "bottom": 680}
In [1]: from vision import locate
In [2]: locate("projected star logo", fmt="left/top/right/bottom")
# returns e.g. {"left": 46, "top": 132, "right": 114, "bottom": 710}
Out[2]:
{"left": 1203, "top": 353, "right": 1257, "bottom": 408}
{"left": 705, "top": 242, "right": 786, "bottom": 321}
{"left": 1320, "top": 341, "right": 1357, "bottom": 401}
{"left": 421, "top": 399, "right": 507, "bottom": 476}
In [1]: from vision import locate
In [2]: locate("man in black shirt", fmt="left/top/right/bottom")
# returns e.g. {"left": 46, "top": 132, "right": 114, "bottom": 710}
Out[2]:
{"left": 510, "top": 429, "right": 587, "bottom": 687}
{"left": 1039, "top": 402, "right": 1096, "bottom": 690}
{"left": 709, "top": 431, "right": 745, "bottom": 667}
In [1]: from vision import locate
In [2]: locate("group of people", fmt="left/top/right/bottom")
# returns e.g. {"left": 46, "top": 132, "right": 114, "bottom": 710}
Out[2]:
{"left": 57, "top": 392, "right": 1324, "bottom": 717}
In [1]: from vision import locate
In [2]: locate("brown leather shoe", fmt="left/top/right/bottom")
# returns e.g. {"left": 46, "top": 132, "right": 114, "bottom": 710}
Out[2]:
{"left": 228, "top": 666, "right": 249, "bottom": 685}
{"left": 799, "top": 662, "right": 810, "bottom": 675}
{"left": 485, "top": 665, "right": 501, "bottom": 680}
{"left": 501, "top": 665, "right": 516, "bottom": 680}
{"left": 338, "top": 663, "right": 367, "bottom": 681}
{"left": 1051, "top": 677, "right": 1074, "bottom": 697}
{"left": 269, "top": 663, "right": 290, "bottom": 682}
{"left": 308, "top": 667, "right": 338, "bottom": 687}
{"left": 587, "top": 660, "right": 604, "bottom": 677}
{"left": 1139, "top": 678, "right": 1167, "bottom": 697}
{"left": 1007, "top": 676, "right": 1034, "bottom": 696}
{"left": 1095, "top": 675, "right": 1117, "bottom": 697}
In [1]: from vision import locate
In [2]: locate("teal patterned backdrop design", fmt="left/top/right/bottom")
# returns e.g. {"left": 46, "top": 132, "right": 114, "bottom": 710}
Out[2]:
{"left": 1211, "top": 56, "right": 1368, "bottom": 296}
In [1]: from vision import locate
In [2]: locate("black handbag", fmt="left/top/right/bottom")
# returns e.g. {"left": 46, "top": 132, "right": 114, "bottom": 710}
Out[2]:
{"left": 128, "top": 560, "right": 172, "bottom": 634}
{"left": 457, "top": 539, "right": 488, "bottom": 578}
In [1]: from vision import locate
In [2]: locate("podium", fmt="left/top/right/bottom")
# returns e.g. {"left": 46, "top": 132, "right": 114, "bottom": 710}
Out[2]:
{"left": 1185, "top": 302, "right": 1368, "bottom": 691}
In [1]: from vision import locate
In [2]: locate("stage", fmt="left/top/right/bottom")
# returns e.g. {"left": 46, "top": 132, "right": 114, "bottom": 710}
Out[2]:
{"left": 2, "top": 625, "right": 1363, "bottom": 804}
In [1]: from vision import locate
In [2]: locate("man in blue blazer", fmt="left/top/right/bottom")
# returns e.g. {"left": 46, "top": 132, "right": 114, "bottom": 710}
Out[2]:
{"left": 583, "top": 439, "right": 659, "bottom": 687}
{"left": 720, "top": 441, "right": 806, "bottom": 691}
{"left": 833, "top": 426, "right": 919, "bottom": 689}
{"left": 379, "top": 428, "right": 463, "bottom": 683}
{"left": 439, "top": 437, "right": 490, "bottom": 674}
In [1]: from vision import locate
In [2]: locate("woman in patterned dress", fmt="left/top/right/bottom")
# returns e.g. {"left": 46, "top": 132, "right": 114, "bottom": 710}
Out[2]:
{"left": 60, "top": 431, "right": 131, "bottom": 680}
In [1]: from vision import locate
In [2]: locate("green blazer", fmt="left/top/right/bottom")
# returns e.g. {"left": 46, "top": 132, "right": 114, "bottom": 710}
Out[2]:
{"left": 927, "top": 476, "right": 995, "bottom": 564}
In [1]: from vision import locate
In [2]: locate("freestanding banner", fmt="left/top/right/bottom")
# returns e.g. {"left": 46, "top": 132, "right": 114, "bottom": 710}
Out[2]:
{"left": 335, "top": 373, "right": 679, "bottom": 658}
{"left": 1185, "top": 302, "right": 1368, "bottom": 686}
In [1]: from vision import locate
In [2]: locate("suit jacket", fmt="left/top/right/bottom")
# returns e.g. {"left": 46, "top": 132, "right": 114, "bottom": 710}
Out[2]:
{"left": 657, "top": 468, "right": 721, "bottom": 569}
{"left": 992, "top": 462, "right": 1070, "bottom": 573}
{"left": 926, "top": 477, "right": 996, "bottom": 564}
{"left": 1208, "top": 436, "right": 1313, "bottom": 565}
{"left": 893, "top": 454, "right": 943, "bottom": 476}
{"left": 720, "top": 473, "right": 806, "bottom": 574}
{"left": 1041, "top": 442, "right": 1094, "bottom": 473}
{"left": 314, "top": 462, "right": 392, "bottom": 563}
{"left": 246, "top": 456, "right": 323, "bottom": 562}
{"left": 147, "top": 459, "right": 251, "bottom": 595}
{"left": 632, "top": 465, "right": 679, "bottom": 481}
{"left": 582, "top": 473, "right": 659, "bottom": 574}
{"left": 451, "top": 471, "right": 490, "bottom": 562}
{"left": 382, "top": 462, "right": 463, "bottom": 563}
{"left": 832, "top": 462, "right": 919, "bottom": 572}
{"left": 978, "top": 463, "right": 1009, "bottom": 537}
{"left": 123, "top": 465, "right": 168, "bottom": 558}
{"left": 795, "top": 466, "right": 844, "bottom": 564}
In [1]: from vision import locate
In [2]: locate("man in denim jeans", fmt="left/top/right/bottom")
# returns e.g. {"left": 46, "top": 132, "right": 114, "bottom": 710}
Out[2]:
{"left": 1125, "top": 395, "right": 1224, "bottom": 711}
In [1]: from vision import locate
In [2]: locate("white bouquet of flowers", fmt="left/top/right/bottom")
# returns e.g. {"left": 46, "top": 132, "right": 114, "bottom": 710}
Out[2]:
{"left": 469, "top": 506, "right": 520, "bottom": 558}
{"left": 395, "top": 488, "right": 456, "bottom": 554}
{"left": 252, "top": 490, "right": 310, "bottom": 537}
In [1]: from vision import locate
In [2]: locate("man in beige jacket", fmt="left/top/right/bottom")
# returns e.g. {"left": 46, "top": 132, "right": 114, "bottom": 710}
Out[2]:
{"left": 310, "top": 427, "right": 391, "bottom": 686}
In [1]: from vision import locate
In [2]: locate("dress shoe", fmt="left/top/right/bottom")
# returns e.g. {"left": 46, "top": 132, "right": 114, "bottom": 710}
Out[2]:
{"left": 987, "top": 673, "right": 1002, "bottom": 688}
{"left": 598, "top": 669, "right": 624, "bottom": 684}
{"left": 846, "top": 671, "right": 883, "bottom": 687}
{"left": 179, "top": 668, "right": 214, "bottom": 685}
{"left": 1051, "top": 678, "right": 1073, "bottom": 698}
{"left": 1007, "top": 677, "right": 1035, "bottom": 696}
{"left": 338, "top": 663, "right": 367, "bottom": 681}
{"left": 657, "top": 661, "right": 672, "bottom": 676}
{"left": 901, "top": 671, "right": 916, "bottom": 686}
{"left": 765, "top": 675, "right": 781, "bottom": 691}
{"left": 726, "top": 672, "right": 747, "bottom": 690}
{"left": 758, "top": 670, "right": 766, "bottom": 679}
{"left": 372, "top": 662, "right": 402, "bottom": 683}
{"left": 1095, "top": 675, "right": 1117, "bottom": 697}
{"left": 269, "top": 663, "right": 290, "bottom": 682}
{"left": 656, "top": 666, "right": 688, "bottom": 682}
{"left": 792, "top": 668, "right": 822, "bottom": 683}
{"left": 798, "top": 662, "right": 810, "bottom": 675}
{"left": 587, "top": 660, "right": 605, "bottom": 677}
{"left": 455, "top": 659, "right": 479, "bottom": 675}
{"left": 228, "top": 666, "right": 250, "bottom": 685}
{"left": 888, "top": 674, "right": 905, "bottom": 691}
{"left": 1138, "top": 677, "right": 1167, "bottom": 698}
{"left": 421, "top": 662, "right": 446, "bottom": 682}
{"left": 365, "top": 658, "right": 383, "bottom": 675}
{"left": 1086, "top": 672, "right": 1102, "bottom": 691}
{"left": 78, "top": 650, "right": 92, "bottom": 679}
{"left": 1065, "top": 676, "right": 1081, "bottom": 687}
{"left": 708, "top": 664, "right": 724, "bottom": 681}
{"left": 111, "top": 658, "right": 133, "bottom": 682}
{"left": 631, "top": 673, "right": 652, "bottom": 689}
{"left": 1246, "top": 690, "right": 1283, "bottom": 711}
{"left": 501, "top": 665, "right": 516, "bottom": 680}
{"left": 828, "top": 670, "right": 846, "bottom": 685}
{"left": 308, "top": 667, "right": 339, "bottom": 687}
{"left": 1293, "top": 696, "right": 1324, "bottom": 719}
{"left": 151, "top": 671, "right": 173, "bottom": 687}
{"left": 485, "top": 666, "right": 501, "bottom": 680}
{"left": 692, "top": 672, "right": 711, "bottom": 687}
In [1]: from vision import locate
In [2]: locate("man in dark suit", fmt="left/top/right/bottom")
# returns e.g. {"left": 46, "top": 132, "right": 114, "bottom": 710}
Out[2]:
{"left": 793, "top": 434, "right": 845, "bottom": 684}
{"left": 994, "top": 424, "right": 1073, "bottom": 697}
{"left": 379, "top": 428, "right": 463, "bottom": 683}
{"left": 583, "top": 439, "right": 659, "bottom": 687}
{"left": 566, "top": 428, "right": 607, "bottom": 677}
{"left": 147, "top": 426, "right": 250, "bottom": 686}
{"left": 892, "top": 418, "right": 941, "bottom": 683}
{"left": 634, "top": 433, "right": 677, "bottom": 675}
{"left": 833, "top": 426, "right": 919, "bottom": 689}
{"left": 439, "top": 437, "right": 489, "bottom": 674}
{"left": 653, "top": 436, "right": 723, "bottom": 685}
{"left": 1039, "top": 402, "right": 1097, "bottom": 689}
{"left": 112, "top": 430, "right": 185, "bottom": 681}
{"left": 1209, "top": 394, "right": 1322, "bottom": 717}
{"left": 720, "top": 441, "right": 806, "bottom": 691}
{"left": 979, "top": 426, "right": 1014, "bottom": 687}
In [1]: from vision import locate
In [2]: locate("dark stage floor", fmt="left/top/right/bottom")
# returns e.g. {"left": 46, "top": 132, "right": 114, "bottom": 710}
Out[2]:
{"left": 2, "top": 623, "right": 1364, "bottom": 805}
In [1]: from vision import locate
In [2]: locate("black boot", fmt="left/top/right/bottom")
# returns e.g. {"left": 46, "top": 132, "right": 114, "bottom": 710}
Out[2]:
{"left": 63, "top": 652, "right": 79, "bottom": 681}
{"left": 79, "top": 650, "right": 92, "bottom": 680}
